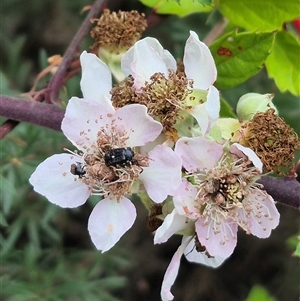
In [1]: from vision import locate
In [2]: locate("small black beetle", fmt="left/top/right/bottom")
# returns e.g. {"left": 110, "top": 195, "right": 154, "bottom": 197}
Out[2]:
{"left": 70, "top": 162, "right": 86, "bottom": 177}
{"left": 104, "top": 147, "right": 135, "bottom": 167}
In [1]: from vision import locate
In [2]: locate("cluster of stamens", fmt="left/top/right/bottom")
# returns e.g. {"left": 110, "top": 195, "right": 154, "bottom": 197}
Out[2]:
{"left": 111, "top": 70, "right": 193, "bottom": 136}
{"left": 241, "top": 108, "right": 300, "bottom": 174}
{"left": 69, "top": 124, "right": 149, "bottom": 200}
{"left": 190, "top": 153, "right": 261, "bottom": 213}
{"left": 90, "top": 9, "right": 147, "bottom": 53}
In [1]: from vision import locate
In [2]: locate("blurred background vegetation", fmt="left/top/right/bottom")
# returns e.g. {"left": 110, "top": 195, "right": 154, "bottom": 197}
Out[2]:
{"left": 1, "top": 0, "right": 299, "bottom": 300}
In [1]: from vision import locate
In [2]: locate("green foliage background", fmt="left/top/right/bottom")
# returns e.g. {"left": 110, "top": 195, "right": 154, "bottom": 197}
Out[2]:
{"left": 1, "top": 0, "right": 299, "bottom": 300}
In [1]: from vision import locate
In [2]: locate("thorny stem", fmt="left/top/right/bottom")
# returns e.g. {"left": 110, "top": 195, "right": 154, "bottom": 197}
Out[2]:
{"left": 47, "top": 0, "right": 106, "bottom": 103}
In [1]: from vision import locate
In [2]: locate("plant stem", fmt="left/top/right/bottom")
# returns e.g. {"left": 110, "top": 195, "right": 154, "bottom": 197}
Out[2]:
{"left": 47, "top": 0, "right": 106, "bottom": 103}
{"left": 258, "top": 176, "right": 300, "bottom": 209}
{"left": 0, "top": 95, "right": 64, "bottom": 132}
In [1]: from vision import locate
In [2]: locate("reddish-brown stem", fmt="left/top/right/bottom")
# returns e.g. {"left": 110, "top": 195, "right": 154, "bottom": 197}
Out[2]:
{"left": 0, "top": 95, "right": 64, "bottom": 131}
{"left": 0, "top": 120, "right": 20, "bottom": 139}
{"left": 47, "top": 0, "right": 106, "bottom": 104}
{"left": 258, "top": 176, "right": 300, "bottom": 209}
{"left": 203, "top": 18, "right": 228, "bottom": 46}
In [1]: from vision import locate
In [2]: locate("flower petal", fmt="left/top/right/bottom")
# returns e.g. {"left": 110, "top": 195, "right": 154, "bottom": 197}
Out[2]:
{"left": 186, "top": 86, "right": 220, "bottom": 135}
{"left": 175, "top": 137, "right": 223, "bottom": 172}
{"left": 160, "top": 237, "right": 191, "bottom": 301}
{"left": 80, "top": 51, "right": 112, "bottom": 102}
{"left": 62, "top": 97, "right": 115, "bottom": 152}
{"left": 184, "top": 31, "right": 217, "bottom": 90}
{"left": 154, "top": 209, "right": 193, "bottom": 244}
{"left": 29, "top": 154, "right": 90, "bottom": 208}
{"left": 113, "top": 104, "right": 162, "bottom": 147}
{"left": 88, "top": 196, "right": 136, "bottom": 252}
{"left": 195, "top": 215, "right": 238, "bottom": 258}
{"left": 239, "top": 190, "right": 280, "bottom": 238}
{"left": 183, "top": 236, "right": 226, "bottom": 268}
{"left": 173, "top": 179, "right": 200, "bottom": 219}
{"left": 139, "top": 145, "right": 182, "bottom": 203}
{"left": 231, "top": 143, "right": 263, "bottom": 172}
{"left": 121, "top": 37, "right": 176, "bottom": 91}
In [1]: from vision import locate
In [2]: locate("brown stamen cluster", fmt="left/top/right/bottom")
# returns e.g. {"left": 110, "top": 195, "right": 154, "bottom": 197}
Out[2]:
{"left": 90, "top": 9, "right": 147, "bottom": 53}
{"left": 73, "top": 125, "right": 149, "bottom": 200}
{"left": 243, "top": 109, "right": 300, "bottom": 174}
{"left": 110, "top": 70, "right": 193, "bottom": 135}
{"left": 195, "top": 154, "right": 261, "bottom": 212}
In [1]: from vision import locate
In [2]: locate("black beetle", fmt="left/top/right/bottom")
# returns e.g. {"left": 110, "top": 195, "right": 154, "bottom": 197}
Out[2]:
{"left": 70, "top": 162, "right": 86, "bottom": 177}
{"left": 104, "top": 147, "right": 135, "bottom": 167}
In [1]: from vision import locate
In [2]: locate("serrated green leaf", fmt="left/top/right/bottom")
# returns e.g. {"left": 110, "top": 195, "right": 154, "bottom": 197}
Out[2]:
{"left": 140, "top": 0, "right": 213, "bottom": 17}
{"left": 210, "top": 31, "right": 275, "bottom": 89}
{"left": 265, "top": 31, "right": 300, "bottom": 96}
{"left": 217, "top": 0, "right": 300, "bottom": 31}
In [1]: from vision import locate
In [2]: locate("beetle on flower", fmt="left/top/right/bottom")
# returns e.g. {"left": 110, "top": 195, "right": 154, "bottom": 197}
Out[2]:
{"left": 29, "top": 52, "right": 182, "bottom": 253}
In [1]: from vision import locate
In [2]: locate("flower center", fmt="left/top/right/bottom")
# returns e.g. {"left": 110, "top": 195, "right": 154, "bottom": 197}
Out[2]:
{"left": 111, "top": 70, "right": 193, "bottom": 134}
{"left": 69, "top": 127, "right": 148, "bottom": 200}
{"left": 191, "top": 154, "right": 261, "bottom": 213}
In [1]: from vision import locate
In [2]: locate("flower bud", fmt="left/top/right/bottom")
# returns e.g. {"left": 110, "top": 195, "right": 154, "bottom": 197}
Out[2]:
{"left": 236, "top": 93, "right": 278, "bottom": 121}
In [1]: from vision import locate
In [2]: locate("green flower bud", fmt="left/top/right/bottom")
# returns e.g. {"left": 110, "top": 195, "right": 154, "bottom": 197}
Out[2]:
{"left": 236, "top": 93, "right": 278, "bottom": 121}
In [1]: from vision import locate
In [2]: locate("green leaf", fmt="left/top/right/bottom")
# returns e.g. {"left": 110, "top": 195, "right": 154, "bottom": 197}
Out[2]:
{"left": 210, "top": 31, "right": 275, "bottom": 89}
{"left": 220, "top": 97, "right": 236, "bottom": 117}
{"left": 265, "top": 31, "right": 300, "bottom": 96}
{"left": 245, "top": 285, "right": 277, "bottom": 301}
{"left": 294, "top": 242, "right": 300, "bottom": 257}
{"left": 217, "top": 0, "right": 300, "bottom": 31}
{"left": 140, "top": 0, "right": 213, "bottom": 17}
{"left": 295, "top": 241, "right": 300, "bottom": 257}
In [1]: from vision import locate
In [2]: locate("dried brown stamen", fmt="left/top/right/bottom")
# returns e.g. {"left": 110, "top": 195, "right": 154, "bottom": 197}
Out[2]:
{"left": 243, "top": 109, "right": 300, "bottom": 174}
{"left": 90, "top": 9, "right": 147, "bottom": 53}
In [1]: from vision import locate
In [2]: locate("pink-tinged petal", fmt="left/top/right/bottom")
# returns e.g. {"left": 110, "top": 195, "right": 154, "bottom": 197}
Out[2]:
{"left": 184, "top": 31, "right": 217, "bottom": 90}
{"left": 113, "top": 104, "right": 162, "bottom": 147}
{"left": 183, "top": 236, "right": 226, "bottom": 268}
{"left": 139, "top": 145, "right": 182, "bottom": 203}
{"left": 161, "top": 237, "right": 191, "bottom": 301}
{"left": 121, "top": 38, "right": 176, "bottom": 91}
{"left": 239, "top": 189, "right": 280, "bottom": 238}
{"left": 175, "top": 137, "right": 223, "bottom": 172}
{"left": 80, "top": 51, "right": 112, "bottom": 102}
{"left": 62, "top": 97, "right": 115, "bottom": 152}
{"left": 154, "top": 209, "right": 193, "bottom": 244}
{"left": 231, "top": 143, "right": 263, "bottom": 172}
{"left": 29, "top": 154, "right": 90, "bottom": 208}
{"left": 88, "top": 196, "right": 136, "bottom": 252}
{"left": 195, "top": 215, "right": 238, "bottom": 258}
{"left": 173, "top": 179, "right": 200, "bottom": 219}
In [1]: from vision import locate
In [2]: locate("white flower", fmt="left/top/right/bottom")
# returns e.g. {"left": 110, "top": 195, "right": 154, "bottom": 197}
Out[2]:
{"left": 154, "top": 137, "right": 280, "bottom": 300}
{"left": 29, "top": 52, "right": 182, "bottom": 252}
{"left": 119, "top": 31, "right": 220, "bottom": 136}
